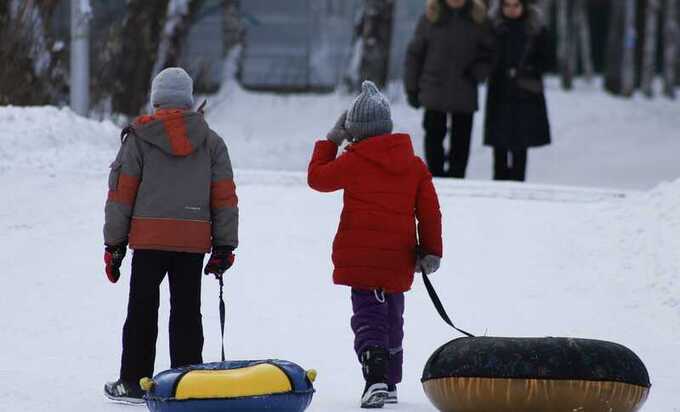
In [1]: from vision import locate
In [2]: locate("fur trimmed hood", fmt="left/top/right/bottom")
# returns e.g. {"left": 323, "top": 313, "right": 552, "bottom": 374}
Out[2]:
{"left": 426, "top": 0, "right": 488, "bottom": 25}
{"left": 489, "top": 2, "right": 545, "bottom": 35}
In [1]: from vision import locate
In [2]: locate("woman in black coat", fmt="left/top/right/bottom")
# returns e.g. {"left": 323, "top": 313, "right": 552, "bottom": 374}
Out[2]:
{"left": 405, "top": 0, "right": 495, "bottom": 178}
{"left": 484, "top": 0, "right": 552, "bottom": 181}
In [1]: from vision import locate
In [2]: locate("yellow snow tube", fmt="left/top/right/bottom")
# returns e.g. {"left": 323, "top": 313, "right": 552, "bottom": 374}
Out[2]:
{"left": 175, "top": 363, "right": 292, "bottom": 399}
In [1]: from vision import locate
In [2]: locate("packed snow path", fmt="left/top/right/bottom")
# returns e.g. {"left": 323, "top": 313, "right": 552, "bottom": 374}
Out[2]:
{"left": 1, "top": 170, "right": 678, "bottom": 411}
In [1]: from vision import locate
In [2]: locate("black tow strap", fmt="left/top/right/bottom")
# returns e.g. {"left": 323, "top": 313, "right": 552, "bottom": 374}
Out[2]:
{"left": 218, "top": 275, "right": 226, "bottom": 362}
{"left": 422, "top": 273, "right": 475, "bottom": 338}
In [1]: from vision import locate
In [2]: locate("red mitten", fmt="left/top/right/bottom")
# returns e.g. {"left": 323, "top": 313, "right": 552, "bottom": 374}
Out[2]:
{"left": 105, "top": 243, "right": 127, "bottom": 283}
{"left": 204, "top": 246, "right": 235, "bottom": 277}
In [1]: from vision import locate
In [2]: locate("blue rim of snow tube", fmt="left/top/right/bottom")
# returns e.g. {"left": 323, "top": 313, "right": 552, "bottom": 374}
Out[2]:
{"left": 144, "top": 360, "right": 315, "bottom": 412}
{"left": 145, "top": 393, "right": 314, "bottom": 412}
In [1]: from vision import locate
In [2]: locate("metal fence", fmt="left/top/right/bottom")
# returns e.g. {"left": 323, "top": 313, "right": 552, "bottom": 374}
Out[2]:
{"left": 239, "top": 0, "right": 425, "bottom": 90}
{"left": 49, "top": 0, "right": 427, "bottom": 93}
{"left": 239, "top": 0, "right": 360, "bottom": 91}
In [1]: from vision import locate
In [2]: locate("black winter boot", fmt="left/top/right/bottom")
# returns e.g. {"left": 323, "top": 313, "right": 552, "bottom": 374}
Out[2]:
{"left": 360, "top": 346, "right": 389, "bottom": 408}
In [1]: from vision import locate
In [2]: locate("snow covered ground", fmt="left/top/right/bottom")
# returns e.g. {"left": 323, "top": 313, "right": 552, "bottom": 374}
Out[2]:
{"left": 1, "top": 83, "right": 679, "bottom": 411}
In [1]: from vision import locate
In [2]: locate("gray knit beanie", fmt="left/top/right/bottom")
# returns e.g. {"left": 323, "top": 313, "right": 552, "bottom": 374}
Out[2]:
{"left": 345, "top": 80, "right": 393, "bottom": 141}
{"left": 150, "top": 67, "right": 194, "bottom": 110}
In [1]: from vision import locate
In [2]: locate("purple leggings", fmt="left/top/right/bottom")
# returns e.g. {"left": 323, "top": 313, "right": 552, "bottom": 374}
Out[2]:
{"left": 351, "top": 289, "right": 405, "bottom": 385}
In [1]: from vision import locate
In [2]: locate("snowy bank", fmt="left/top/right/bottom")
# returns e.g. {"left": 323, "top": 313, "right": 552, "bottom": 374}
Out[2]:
{"left": 2, "top": 78, "right": 679, "bottom": 189}
{"left": 602, "top": 178, "right": 680, "bottom": 320}
{"left": 0, "top": 106, "right": 118, "bottom": 172}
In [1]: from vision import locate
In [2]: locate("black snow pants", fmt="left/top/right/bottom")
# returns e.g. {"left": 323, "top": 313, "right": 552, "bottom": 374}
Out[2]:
{"left": 120, "top": 250, "right": 205, "bottom": 382}
{"left": 423, "top": 110, "right": 474, "bottom": 178}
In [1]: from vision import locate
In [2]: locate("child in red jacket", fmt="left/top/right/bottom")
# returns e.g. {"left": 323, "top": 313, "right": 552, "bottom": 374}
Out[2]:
{"left": 308, "top": 81, "right": 443, "bottom": 408}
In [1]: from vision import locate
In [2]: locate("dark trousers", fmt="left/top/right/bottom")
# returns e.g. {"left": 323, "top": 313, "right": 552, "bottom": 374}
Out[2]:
{"left": 423, "top": 110, "right": 474, "bottom": 178}
{"left": 493, "top": 147, "right": 527, "bottom": 181}
{"left": 120, "top": 250, "right": 205, "bottom": 382}
{"left": 351, "top": 289, "right": 405, "bottom": 385}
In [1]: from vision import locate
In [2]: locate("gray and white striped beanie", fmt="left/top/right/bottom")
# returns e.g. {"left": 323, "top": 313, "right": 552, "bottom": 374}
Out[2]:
{"left": 345, "top": 80, "right": 393, "bottom": 141}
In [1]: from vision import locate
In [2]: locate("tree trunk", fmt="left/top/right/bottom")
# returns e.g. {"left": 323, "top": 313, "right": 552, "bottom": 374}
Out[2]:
{"left": 152, "top": 0, "right": 206, "bottom": 79}
{"left": 111, "top": 0, "right": 170, "bottom": 116}
{"left": 224, "top": 0, "right": 243, "bottom": 55}
{"left": 663, "top": 0, "right": 678, "bottom": 98}
{"left": 641, "top": 0, "right": 661, "bottom": 97}
{"left": 621, "top": 0, "right": 638, "bottom": 96}
{"left": 575, "top": 0, "right": 594, "bottom": 82}
{"left": 556, "top": 0, "right": 574, "bottom": 89}
{"left": 358, "top": 0, "right": 395, "bottom": 89}
{"left": 221, "top": 0, "right": 244, "bottom": 87}
{"left": 605, "top": 0, "right": 625, "bottom": 94}
{"left": 343, "top": 4, "right": 366, "bottom": 92}
{"left": 541, "top": 0, "right": 554, "bottom": 28}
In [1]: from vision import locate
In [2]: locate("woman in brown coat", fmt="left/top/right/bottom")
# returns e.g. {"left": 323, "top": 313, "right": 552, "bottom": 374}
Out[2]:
{"left": 405, "top": 0, "right": 495, "bottom": 178}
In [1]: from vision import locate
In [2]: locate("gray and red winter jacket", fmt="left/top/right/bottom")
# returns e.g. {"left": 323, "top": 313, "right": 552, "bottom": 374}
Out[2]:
{"left": 104, "top": 109, "right": 238, "bottom": 253}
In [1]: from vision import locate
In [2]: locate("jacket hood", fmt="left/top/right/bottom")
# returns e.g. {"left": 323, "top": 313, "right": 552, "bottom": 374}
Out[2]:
{"left": 132, "top": 110, "right": 209, "bottom": 157}
{"left": 347, "top": 133, "right": 415, "bottom": 175}
{"left": 426, "top": 0, "right": 487, "bottom": 24}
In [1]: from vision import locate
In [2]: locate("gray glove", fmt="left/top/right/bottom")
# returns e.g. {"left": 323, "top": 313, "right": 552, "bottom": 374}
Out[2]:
{"left": 416, "top": 255, "right": 441, "bottom": 275}
{"left": 326, "top": 112, "right": 351, "bottom": 146}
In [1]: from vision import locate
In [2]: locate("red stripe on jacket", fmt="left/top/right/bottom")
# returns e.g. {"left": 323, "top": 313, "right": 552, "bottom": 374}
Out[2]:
{"left": 135, "top": 109, "right": 193, "bottom": 156}
{"left": 107, "top": 174, "right": 140, "bottom": 206}
{"left": 129, "top": 218, "right": 212, "bottom": 253}
{"left": 162, "top": 115, "right": 193, "bottom": 156}
{"left": 211, "top": 179, "right": 238, "bottom": 209}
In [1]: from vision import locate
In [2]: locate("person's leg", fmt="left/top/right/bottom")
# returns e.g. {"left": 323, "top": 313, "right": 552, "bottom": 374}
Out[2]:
{"left": 351, "top": 289, "right": 390, "bottom": 407}
{"left": 510, "top": 149, "right": 528, "bottom": 182}
{"left": 351, "top": 289, "right": 389, "bottom": 357}
{"left": 386, "top": 292, "right": 405, "bottom": 387}
{"left": 448, "top": 113, "right": 474, "bottom": 178}
{"left": 120, "top": 250, "right": 167, "bottom": 383}
{"left": 423, "top": 110, "right": 448, "bottom": 177}
{"left": 493, "top": 147, "right": 509, "bottom": 181}
{"left": 168, "top": 252, "right": 205, "bottom": 369}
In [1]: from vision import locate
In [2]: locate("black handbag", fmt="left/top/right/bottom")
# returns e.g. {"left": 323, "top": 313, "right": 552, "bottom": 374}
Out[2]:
{"left": 514, "top": 36, "right": 544, "bottom": 95}
{"left": 516, "top": 75, "right": 544, "bottom": 94}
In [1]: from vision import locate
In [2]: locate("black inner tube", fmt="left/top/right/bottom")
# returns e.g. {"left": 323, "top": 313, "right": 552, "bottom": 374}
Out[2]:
{"left": 422, "top": 337, "right": 650, "bottom": 388}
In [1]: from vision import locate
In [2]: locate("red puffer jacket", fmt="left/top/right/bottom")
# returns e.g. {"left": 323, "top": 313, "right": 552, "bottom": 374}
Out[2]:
{"left": 308, "top": 133, "right": 442, "bottom": 293}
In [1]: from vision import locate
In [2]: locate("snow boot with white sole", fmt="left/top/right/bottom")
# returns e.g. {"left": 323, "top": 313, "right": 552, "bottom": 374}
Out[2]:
{"left": 360, "top": 346, "right": 389, "bottom": 408}
{"left": 385, "top": 384, "right": 398, "bottom": 404}
{"left": 361, "top": 382, "right": 388, "bottom": 408}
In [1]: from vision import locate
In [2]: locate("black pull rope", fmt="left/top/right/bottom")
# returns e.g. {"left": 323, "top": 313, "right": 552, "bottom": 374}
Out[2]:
{"left": 218, "top": 275, "right": 226, "bottom": 362}
{"left": 197, "top": 99, "right": 207, "bottom": 114}
{"left": 422, "top": 273, "right": 475, "bottom": 338}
